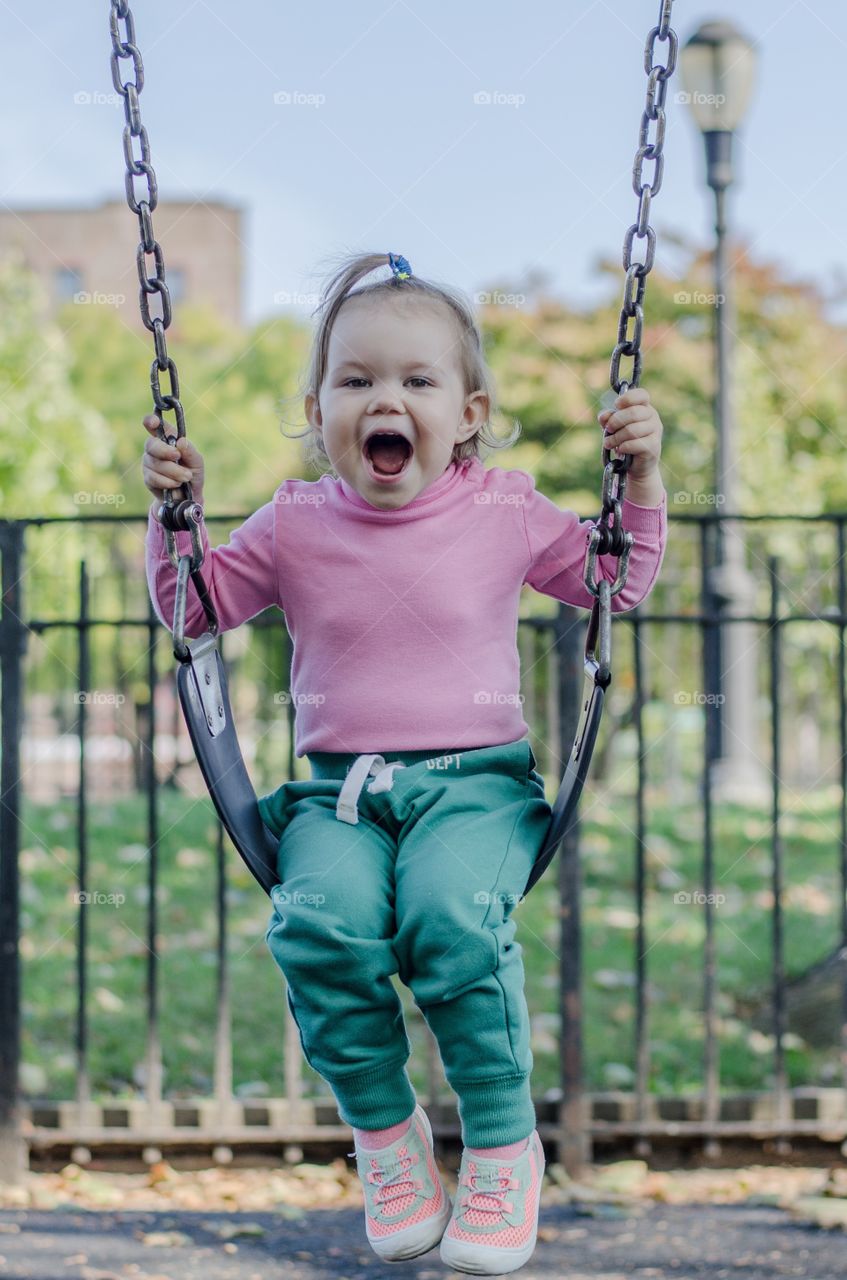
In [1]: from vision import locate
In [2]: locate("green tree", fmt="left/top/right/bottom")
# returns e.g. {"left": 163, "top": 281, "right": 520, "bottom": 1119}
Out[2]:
{"left": 0, "top": 253, "right": 108, "bottom": 516}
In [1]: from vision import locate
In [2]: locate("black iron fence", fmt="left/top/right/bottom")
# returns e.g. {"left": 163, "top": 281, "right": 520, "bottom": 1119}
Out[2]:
{"left": 1, "top": 508, "right": 846, "bottom": 1178}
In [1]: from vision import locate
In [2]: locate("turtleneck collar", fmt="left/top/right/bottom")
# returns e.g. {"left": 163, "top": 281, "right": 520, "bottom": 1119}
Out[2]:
{"left": 338, "top": 459, "right": 469, "bottom": 513}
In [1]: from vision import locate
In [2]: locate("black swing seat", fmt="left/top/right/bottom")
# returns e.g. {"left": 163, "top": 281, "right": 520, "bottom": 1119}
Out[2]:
{"left": 175, "top": 618, "right": 603, "bottom": 902}
{"left": 176, "top": 631, "right": 280, "bottom": 895}
{"left": 522, "top": 674, "right": 606, "bottom": 897}
{"left": 176, "top": 612, "right": 608, "bottom": 901}
{"left": 173, "top": 561, "right": 617, "bottom": 903}
{"left": 521, "top": 585, "right": 612, "bottom": 898}
{"left": 112, "top": 0, "right": 676, "bottom": 905}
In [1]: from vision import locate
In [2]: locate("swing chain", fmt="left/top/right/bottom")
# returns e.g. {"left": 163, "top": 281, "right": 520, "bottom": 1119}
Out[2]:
{"left": 109, "top": 0, "right": 219, "bottom": 656}
{"left": 109, "top": 1, "right": 203, "bottom": 546}
{"left": 584, "top": 0, "right": 677, "bottom": 601}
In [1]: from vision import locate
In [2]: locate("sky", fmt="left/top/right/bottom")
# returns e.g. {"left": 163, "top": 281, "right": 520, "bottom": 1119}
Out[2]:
{"left": 1, "top": 0, "right": 845, "bottom": 327}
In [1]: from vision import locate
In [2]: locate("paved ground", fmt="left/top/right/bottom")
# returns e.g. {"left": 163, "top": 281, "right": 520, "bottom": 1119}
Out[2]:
{"left": 0, "top": 1201, "right": 843, "bottom": 1280}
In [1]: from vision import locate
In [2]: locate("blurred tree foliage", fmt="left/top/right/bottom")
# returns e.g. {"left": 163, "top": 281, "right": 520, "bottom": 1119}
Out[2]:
{"left": 479, "top": 235, "right": 847, "bottom": 517}
{"left": 1, "top": 232, "right": 845, "bottom": 520}
{"left": 2, "top": 234, "right": 846, "bottom": 723}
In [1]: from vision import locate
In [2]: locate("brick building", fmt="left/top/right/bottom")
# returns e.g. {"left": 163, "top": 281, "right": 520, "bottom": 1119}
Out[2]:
{"left": 0, "top": 198, "right": 244, "bottom": 330}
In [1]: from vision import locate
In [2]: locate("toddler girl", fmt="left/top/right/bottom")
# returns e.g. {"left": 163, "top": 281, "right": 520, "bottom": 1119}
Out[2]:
{"left": 143, "top": 251, "right": 667, "bottom": 1275}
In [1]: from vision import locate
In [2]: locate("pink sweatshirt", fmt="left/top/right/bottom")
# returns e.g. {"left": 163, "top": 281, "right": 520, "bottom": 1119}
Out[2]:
{"left": 145, "top": 457, "right": 667, "bottom": 756}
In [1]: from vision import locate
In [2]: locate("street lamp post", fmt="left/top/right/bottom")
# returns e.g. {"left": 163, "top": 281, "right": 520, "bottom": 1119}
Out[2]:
{"left": 680, "top": 21, "right": 767, "bottom": 802}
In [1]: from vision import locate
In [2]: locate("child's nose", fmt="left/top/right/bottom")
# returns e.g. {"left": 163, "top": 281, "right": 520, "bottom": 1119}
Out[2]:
{"left": 367, "top": 384, "right": 405, "bottom": 415}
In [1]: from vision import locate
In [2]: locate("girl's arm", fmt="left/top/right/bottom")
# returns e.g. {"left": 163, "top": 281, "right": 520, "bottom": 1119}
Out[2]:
{"left": 622, "top": 467, "right": 665, "bottom": 508}
{"left": 145, "top": 498, "right": 281, "bottom": 640}
{"left": 522, "top": 483, "right": 668, "bottom": 613}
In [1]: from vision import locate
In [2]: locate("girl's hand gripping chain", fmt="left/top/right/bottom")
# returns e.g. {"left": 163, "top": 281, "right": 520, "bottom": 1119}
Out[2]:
{"left": 141, "top": 412, "right": 206, "bottom": 508}
{"left": 596, "top": 387, "right": 663, "bottom": 480}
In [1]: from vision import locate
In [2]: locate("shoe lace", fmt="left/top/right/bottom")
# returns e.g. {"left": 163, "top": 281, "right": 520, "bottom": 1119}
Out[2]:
{"left": 366, "top": 1145, "right": 423, "bottom": 1209}
{"left": 460, "top": 1162, "right": 519, "bottom": 1219}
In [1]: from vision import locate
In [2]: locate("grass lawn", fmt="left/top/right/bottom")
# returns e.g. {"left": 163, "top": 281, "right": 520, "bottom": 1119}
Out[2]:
{"left": 18, "top": 781, "right": 844, "bottom": 1106}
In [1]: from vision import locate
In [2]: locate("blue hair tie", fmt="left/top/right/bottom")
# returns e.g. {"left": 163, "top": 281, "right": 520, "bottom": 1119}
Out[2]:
{"left": 388, "top": 252, "right": 412, "bottom": 280}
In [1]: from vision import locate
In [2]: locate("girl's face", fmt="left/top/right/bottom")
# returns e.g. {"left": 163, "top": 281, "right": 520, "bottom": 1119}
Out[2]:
{"left": 305, "top": 295, "right": 488, "bottom": 509}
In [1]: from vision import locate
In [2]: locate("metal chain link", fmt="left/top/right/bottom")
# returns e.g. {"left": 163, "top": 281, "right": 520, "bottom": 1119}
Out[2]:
{"left": 109, "top": 1, "right": 217, "bottom": 651}
{"left": 585, "top": 0, "right": 677, "bottom": 594}
{"left": 109, "top": 0, "right": 675, "bottom": 637}
{"left": 109, "top": 2, "right": 201, "bottom": 537}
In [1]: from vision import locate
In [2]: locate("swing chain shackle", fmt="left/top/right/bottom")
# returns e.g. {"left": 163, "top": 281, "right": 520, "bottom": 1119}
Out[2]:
{"left": 158, "top": 501, "right": 219, "bottom": 655}
{"left": 584, "top": 0, "right": 677, "bottom": 606}
{"left": 156, "top": 468, "right": 220, "bottom": 655}
{"left": 584, "top": 525, "right": 634, "bottom": 601}
{"left": 109, "top": 0, "right": 199, "bottom": 537}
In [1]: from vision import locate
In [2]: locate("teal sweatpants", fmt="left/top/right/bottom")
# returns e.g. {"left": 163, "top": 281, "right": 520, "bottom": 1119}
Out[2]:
{"left": 257, "top": 736, "right": 551, "bottom": 1148}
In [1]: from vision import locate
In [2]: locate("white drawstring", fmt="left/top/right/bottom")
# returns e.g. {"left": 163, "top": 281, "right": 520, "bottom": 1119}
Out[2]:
{"left": 336, "top": 754, "right": 407, "bottom": 825}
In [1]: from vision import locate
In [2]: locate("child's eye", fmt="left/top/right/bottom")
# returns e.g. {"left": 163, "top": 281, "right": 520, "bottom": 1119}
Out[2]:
{"left": 341, "top": 377, "right": 432, "bottom": 388}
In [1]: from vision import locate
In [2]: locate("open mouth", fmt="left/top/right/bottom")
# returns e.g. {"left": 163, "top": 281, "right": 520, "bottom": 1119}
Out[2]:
{"left": 363, "top": 432, "right": 414, "bottom": 479}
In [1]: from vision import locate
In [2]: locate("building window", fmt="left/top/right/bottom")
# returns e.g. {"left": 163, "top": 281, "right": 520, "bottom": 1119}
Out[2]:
{"left": 166, "top": 268, "right": 186, "bottom": 304}
{"left": 53, "top": 266, "right": 83, "bottom": 303}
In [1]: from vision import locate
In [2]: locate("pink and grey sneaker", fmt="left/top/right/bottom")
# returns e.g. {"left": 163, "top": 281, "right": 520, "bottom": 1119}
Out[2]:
{"left": 440, "top": 1129, "right": 545, "bottom": 1275}
{"left": 352, "top": 1103, "right": 452, "bottom": 1261}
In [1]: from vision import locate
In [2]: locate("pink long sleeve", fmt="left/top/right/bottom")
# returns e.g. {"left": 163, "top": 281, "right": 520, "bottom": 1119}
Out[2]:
{"left": 521, "top": 479, "right": 667, "bottom": 611}
{"left": 143, "top": 458, "right": 667, "bottom": 755}
{"left": 145, "top": 499, "right": 282, "bottom": 640}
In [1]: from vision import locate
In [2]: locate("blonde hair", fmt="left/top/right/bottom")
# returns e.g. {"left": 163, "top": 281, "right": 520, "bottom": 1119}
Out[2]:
{"left": 281, "top": 251, "right": 521, "bottom": 474}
